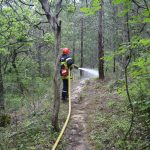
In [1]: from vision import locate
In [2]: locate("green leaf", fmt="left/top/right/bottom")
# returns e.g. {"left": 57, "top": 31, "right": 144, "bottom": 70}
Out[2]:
{"left": 143, "top": 18, "right": 150, "bottom": 23}
{"left": 139, "top": 38, "right": 150, "bottom": 46}
{"left": 80, "top": 0, "right": 101, "bottom": 16}
{"left": 112, "top": 0, "right": 126, "bottom": 5}
{"left": 141, "top": 10, "right": 150, "bottom": 17}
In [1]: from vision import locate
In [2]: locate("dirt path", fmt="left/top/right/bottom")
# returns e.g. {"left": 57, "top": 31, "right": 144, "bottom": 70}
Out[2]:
{"left": 63, "top": 79, "right": 90, "bottom": 150}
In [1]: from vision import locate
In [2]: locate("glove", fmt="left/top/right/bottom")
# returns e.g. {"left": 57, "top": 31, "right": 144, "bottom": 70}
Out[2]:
{"left": 74, "top": 64, "right": 79, "bottom": 69}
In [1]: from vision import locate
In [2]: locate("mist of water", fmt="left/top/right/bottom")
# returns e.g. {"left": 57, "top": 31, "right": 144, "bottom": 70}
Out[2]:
{"left": 78, "top": 68, "right": 99, "bottom": 78}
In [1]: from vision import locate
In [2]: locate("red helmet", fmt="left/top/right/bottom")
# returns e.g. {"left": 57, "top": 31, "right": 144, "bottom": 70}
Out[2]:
{"left": 62, "top": 48, "right": 70, "bottom": 54}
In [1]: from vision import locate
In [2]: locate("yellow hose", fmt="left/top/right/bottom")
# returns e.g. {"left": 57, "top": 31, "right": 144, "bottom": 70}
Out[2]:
{"left": 52, "top": 69, "right": 71, "bottom": 150}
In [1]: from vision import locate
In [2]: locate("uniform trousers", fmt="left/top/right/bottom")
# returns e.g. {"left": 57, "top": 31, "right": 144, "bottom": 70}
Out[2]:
{"left": 62, "top": 79, "right": 68, "bottom": 101}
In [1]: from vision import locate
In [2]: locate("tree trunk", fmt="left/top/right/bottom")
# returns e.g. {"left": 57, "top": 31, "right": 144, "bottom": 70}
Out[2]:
{"left": 52, "top": 21, "right": 61, "bottom": 131}
{"left": 12, "top": 50, "right": 24, "bottom": 94}
{"left": 0, "top": 55, "right": 4, "bottom": 111}
{"left": 98, "top": 4, "right": 104, "bottom": 80}
{"left": 37, "top": 44, "right": 42, "bottom": 77}
{"left": 73, "top": 20, "right": 76, "bottom": 62}
{"left": 38, "top": 0, "right": 63, "bottom": 131}
{"left": 112, "top": 5, "right": 118, "bottom": 73}
{"left": 80, "top": 18, "right": 84, "bottom": 77}
{"left": 123, "top": 12, "right": 134, "bottom": 146}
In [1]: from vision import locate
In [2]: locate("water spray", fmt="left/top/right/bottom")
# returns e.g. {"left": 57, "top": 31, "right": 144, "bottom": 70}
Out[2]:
{"left": 78, "top": 68, "right": 98, "bottom": 78}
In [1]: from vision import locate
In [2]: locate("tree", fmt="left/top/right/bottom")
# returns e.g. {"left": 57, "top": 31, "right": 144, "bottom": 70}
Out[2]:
{"left": 38, "top": 0, "right": 62, "bottom": 131}
{"left": 98, "top": 1, "right": 104, "bottom": 80}
{"left": 80, "top": 17, "right": 84, "bottom": 77}
{"left": 0, "top": 55, "right": 4, "bottom": 110}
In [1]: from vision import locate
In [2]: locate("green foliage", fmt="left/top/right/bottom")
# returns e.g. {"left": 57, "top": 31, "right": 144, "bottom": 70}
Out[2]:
{"left": 80, "top": 0, "right": 101, "bottom": 16}
{"left": 139, "top": 38, "right": 150, "bottom": 46}
{"left": 113, "top": 0, "right": 131, "bottom": 17}
{"left": 67, "top": 4, "right": 76, "bottom": 13}
{"left": 0, "top": 111, "right": 56, "bottom": 149}
{"left": 0, "top": 48, "right": 10, "bottom": 55}
{"left": 112, "top": 0, "right": 126, "bottom": 5}
{"left": 6, "top": 95, "right": 22, "bottom": 110}
{"left": 44, "top": 33, "right": 55, "bottom": 45}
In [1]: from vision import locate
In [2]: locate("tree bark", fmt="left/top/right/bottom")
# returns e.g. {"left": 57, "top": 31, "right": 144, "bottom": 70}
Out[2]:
{"left": 0, "top": 55, "right": 4, "bottom": 111}
{"left": 98, "top": 3, "right": 104, "bottom": 80}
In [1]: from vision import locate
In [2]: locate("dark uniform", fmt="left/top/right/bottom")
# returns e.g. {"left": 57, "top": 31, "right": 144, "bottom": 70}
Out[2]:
{"left": 60, "top": 54, "right": 73, "bottom": 102}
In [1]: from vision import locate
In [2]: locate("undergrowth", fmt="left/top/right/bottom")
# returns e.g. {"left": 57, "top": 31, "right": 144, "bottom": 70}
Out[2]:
{"left": 85, "top": 79, "right": 149, "bottom": 150}
{"left": 0, "top": 99, "right": 68, "bottom": 150}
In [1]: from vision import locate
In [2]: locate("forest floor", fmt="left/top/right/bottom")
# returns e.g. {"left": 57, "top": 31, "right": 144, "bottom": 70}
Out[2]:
{"left": 1, "top": 77, "right": 149, "bottom": 150}
{"left": 59, "top": 77, "right": 149, "bottom": 150}
{"left": 59, "top": 78, "right": 127, "bottom": 150}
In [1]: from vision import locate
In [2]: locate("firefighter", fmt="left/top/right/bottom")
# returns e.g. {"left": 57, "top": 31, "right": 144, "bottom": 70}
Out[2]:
{"left": 60, "top": 48, "right": 78, "bottom": 102}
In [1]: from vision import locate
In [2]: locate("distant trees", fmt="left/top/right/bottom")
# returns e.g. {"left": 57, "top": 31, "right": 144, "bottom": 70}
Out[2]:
{"left": 0, "top": 1, "right": 33, "bottom": 111}
{"left": 0, "top": 0, "right": 52, "bottom": 115}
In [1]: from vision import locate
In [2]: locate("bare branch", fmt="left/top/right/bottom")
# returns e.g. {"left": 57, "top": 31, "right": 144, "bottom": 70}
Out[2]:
{"left": 6, "top": 1, "right": 20, "bottom": 16}
{"left": 18, "top": 0, "right": 34, "bottom": 6}
{"left": 33, "top": 24, "right": 45, "bottom": 35}
{"left": 34, "top": 21, "right": 49, "bottom": 26}
{"left": 38, "top": 0, "right": 56, "bottom": 30}
{"left": 35, "top": 10, "right": 46, "bottom": 16}
{"left": 132, "top": 0, "right": 145, "bottom": 9}
{"left": 39, "top": 0, "right": 51, "bottom": 14}
{"left": 139, "top": 23, "right": 147, "bottom": 33}
{"left": 56, "top": 8, "right": 62, "bottom": 18}
{"left": 56, "top": 0, "right": 63, "bottom": 14}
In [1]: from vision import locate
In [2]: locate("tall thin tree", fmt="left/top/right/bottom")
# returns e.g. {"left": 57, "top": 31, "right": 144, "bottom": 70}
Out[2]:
{"left": 98, "top": 1, "right": 104, "bottom": 80}
{"left": 0, "top": 55, "right": 4, "bottom": 111}
{"left": 80, "top": 18, "right": 84, "bottom": 77}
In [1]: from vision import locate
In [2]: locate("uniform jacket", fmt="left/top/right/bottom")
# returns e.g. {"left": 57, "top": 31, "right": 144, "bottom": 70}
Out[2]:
{"left": 60, "top": 54, "right": 73, "bottom": 79}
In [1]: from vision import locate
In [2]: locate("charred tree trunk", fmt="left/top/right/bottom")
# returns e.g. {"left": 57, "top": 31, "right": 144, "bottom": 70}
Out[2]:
{"left": 0, "top": 55, "right": 4, "bottom": 111}
{"left": 98, "top": 4, "right": 104, "bottom": 80}
{"left": 80, "top": 18, "right": 84, "bottom": 77}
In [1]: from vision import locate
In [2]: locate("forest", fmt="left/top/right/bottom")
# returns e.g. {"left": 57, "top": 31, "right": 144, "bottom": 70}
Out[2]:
{"left": 0, "top": 0, "right": 150, "bottom": 149}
